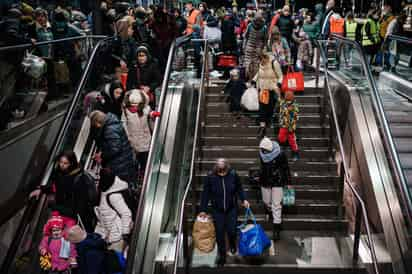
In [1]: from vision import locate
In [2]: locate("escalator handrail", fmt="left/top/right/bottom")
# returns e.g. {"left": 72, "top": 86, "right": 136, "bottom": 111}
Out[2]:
{"left": 385, "top": 35, "right": 412, "bottom": 45}
{"left": 125, "top": 35, "right": 191, "bottom": 274}
{"left": 330, "top": 34, "right": 412, "bottom": 230}
{"left": 315, "top": 38, "right": 380, "bottom": 274}
{"left": 172, "top": 39, "right": 209, "bottom": 274}
{"left": 0, "top": 35, "right": 107, "bottom": 52}
{"left": 0, "top": 36, "right": 113, "bottom": 274}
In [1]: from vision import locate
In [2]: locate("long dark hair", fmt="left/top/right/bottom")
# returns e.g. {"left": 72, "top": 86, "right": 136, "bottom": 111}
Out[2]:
{"left": 56, "top": 150, "right": 80, "bottom": 173}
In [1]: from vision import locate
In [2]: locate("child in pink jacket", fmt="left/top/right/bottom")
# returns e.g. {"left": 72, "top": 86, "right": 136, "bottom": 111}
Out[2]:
{"left": 39, "top": 215, "right": 77, "bottom": 273}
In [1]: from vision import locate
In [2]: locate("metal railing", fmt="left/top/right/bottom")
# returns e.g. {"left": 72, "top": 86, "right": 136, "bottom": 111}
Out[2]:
{"left": 125, "top": 35, "right": 192, "bottom": 274}
{"left": 0, "top": 36, "right": 113, "bottom": 274}
{"left": 0, "top": 35, "right": 106, "bottom": 52}
{"left": 333, "top": 33, "right": 412, "bottom": 230}
{"left": 172, "top": 38, "right": 209, "bottom": 274}
{"left": 315, "top": 37, "right": 380, "bottom": 274}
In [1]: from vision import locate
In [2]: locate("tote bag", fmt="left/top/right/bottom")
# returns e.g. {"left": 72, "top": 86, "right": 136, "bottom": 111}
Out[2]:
{"left": 281, "top": 66, "right": 304, "bottom": 92}
{"left": 283, "top": 186, "right": 296, "bottom": 206}
{"left": 238, "top": 208, "right": 271, "bottom": 256}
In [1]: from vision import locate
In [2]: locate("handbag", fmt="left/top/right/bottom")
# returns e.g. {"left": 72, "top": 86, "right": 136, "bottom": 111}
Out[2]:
{"left": 54, "top": 60, "right": 70, "bottom": 84}
{"left": 259, "top": 89, "right": 270, "bottom": 105}
{"left": 238, "top": 208, "right": 271, "bottom": 256}
{"left": 241, "top": 87, "right": 259, "bottom": 111}
{"left": 192, "top": 214, "right": 216, "bottom": 253}
{"left": 217, "top": 54, "right": 238, "bottom": 68}
{"left": 282, "top": 186, "right": 295, "bottom": 206}
{"left": 281, "top": 66, "right": 304, "bottom": 92}
{"left": 21, "top": 51, "right": 47, "bottom": 79}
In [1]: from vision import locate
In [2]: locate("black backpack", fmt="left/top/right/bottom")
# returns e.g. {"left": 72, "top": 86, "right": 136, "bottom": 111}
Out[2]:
{"left": 106, "top": 188, "right": 138, "bottom": 216}
{"left": 74, "top": 171, "right": 100, "bottom": 208}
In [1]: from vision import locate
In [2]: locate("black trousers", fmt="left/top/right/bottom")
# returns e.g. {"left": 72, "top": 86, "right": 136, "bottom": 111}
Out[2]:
{"left": 213, "top": 207, "right": 237, "bottom": 256}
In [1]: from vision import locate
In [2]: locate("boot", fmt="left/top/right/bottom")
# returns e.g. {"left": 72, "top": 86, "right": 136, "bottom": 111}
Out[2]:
{"left": 216, "top": 253, "right": 226, "bottom": 266}
{"left": 257, "top": 126, "right": 266, "bottom": 139}
{"left": 264, "top": 207, "right": 272, "bottom": 222}
{"left": 273, "top": 223, "right": 282, "bottom": 241}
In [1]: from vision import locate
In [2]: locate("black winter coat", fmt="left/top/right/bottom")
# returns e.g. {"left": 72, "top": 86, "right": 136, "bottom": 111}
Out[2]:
{"left": 221, "top": 16, "right": 238, "bottom": 52}
{"left": 50, "top": 168, "right": 96, "bottom": 232}
{"left": 111, "top": 36, "right": 138, "bottom": 69}
{"left": 126, "top": 61, "right": 162, "bottom": 92}
{"left": 0, "top": 17, "right": 31, "bottom": 64}
{"left": 276, "top": 15, "right": 294, "bottom": 43}
{"left": 259, "top": 152, "right": 290, "bottom": 187}
{"left": 94, "top": 113, "right": 135, "bottom": 182}
{"left": 200, "top": 169, "right": 246, "bottom": 213}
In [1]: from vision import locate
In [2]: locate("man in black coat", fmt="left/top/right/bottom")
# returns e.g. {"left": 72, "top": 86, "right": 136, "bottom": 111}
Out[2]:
{"left": 90, "top": 110, "right": 136, "bottom": 186}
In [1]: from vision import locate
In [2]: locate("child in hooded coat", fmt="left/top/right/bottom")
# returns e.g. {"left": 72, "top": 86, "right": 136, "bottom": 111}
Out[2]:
{"left": 122, "top": 89, "right": 155, "bottom": 182}
{"left": 39, "top": 215, "right": 77, "bottom": 273}
{"left": 224, "top": 69, "right": 246, "bottom": 118}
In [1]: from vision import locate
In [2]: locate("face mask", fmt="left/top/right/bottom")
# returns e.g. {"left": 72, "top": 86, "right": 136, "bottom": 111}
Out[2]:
{"left": 128, "top": 106, "right": 139, "bottom": 113}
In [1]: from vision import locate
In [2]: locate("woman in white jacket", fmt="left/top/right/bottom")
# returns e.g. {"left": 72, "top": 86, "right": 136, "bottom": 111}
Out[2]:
{"left": 122, "top": 89, "right": 153, "bottom": 180}
{"left": 95, "top": 169, "right": 132, "bottom": 252}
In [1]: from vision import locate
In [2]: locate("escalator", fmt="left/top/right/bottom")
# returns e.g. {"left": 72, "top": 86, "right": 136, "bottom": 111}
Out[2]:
{"left": 0, "top": 36, "right": 106, "bottom": 227}
{"left": 316, "top": 35, "right": 412, "bottom": 274}
{"left": 0, "top": 36, "right": 115, "bottom": 272}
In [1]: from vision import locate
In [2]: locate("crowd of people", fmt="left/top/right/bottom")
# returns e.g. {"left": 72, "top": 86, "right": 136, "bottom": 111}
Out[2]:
{"left": 1, "top": 0, "right": 409, "bottom": 273}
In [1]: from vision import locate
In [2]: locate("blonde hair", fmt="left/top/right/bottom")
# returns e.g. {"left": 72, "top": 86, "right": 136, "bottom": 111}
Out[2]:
{"left": 90, "top": 110, "right": 106, "bottom": 126}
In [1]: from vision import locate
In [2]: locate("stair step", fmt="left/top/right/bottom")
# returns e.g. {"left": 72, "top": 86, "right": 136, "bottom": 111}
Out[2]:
{"left": 199, "top": 146, "right": 332, "bottom": 160}
{"left": 181, "top": 266, "right": 365, "bottom": 274}
{"left": 196, "top": 159, "right": 337, "bottom": 173}
{"left": 201, "top": 136, "right": 330, "bottom": 147}
{"left": 194, "top": 172, "right": 341, "bottom": 186}
{"left": 207, "top": 103, "right": 321, "bottom": 114}
{"left": 206, "top": 113, "right": 323, "bottom": 124}
{"left": 206, "top": 94, "right": 323, "bottom": 104}
{"left": 203, "top": 125, "right": 330, "bottom": 137}
{"left": 186, "top": 200, "right": 340, "bottom": 216}
{"left": 207, "top": 86, "right": 322, "bottom": 95}
{"left": 191, "top": 186, "right": 339, "bottom": 201}
{"left": 187, "top": 214, "right": 347, "bottom": 231}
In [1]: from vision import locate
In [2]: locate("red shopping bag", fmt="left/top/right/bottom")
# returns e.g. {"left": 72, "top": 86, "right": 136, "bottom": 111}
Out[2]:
{"left": 281, "top": 66, "right": 304, "bottom": 92}
{"left": 217, "top": 55, "right": 238, "bottom": 68}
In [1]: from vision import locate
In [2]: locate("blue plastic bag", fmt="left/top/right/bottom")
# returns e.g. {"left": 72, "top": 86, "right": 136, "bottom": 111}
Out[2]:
{"left": 238, "top": 208, "right": 271, "bottom": 256}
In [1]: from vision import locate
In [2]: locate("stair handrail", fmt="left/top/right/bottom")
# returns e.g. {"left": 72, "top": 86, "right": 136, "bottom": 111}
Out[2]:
{"left": 0, "top": 35, "right": 107, "bottom": 52}
{"left": 315, "top": 38, "right": 380, "bottom": 274}
{"left": 0, "top": 36, "right": 112, "bottom": 274}
{"left": 332, "top": 34, "right": 412, "bottom": 232}
{"left": 172, "top": 38, "right": 209, "bottom": 274}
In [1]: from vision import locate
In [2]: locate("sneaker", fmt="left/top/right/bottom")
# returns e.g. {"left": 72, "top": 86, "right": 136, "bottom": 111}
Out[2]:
{"left": 228, "top": 247, "right": 237, "bottom": 256}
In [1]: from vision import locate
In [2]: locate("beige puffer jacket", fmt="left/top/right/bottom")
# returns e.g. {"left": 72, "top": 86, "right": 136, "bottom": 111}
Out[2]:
{"left": 253, "top": 57, "right": 283, "bottom": 91}
{"left": 94, "top": 177, "right": 132, "bottom": 244}
{"left": 121, "top": 91, "right": 153, "bottom": 153}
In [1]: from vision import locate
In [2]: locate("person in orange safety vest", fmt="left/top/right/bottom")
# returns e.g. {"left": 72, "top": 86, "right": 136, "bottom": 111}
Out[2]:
{"left": 185, "top": 1, "right": 202, "bottom": 35}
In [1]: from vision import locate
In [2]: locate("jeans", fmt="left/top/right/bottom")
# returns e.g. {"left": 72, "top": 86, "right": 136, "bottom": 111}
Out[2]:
{"left": 261, "top": 186, "right": 283, "bottom": 224}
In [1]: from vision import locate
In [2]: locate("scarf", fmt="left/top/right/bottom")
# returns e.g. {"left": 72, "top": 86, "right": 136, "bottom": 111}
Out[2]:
{"left": 259, "top": 142, "right": 281, "bottom": 163}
